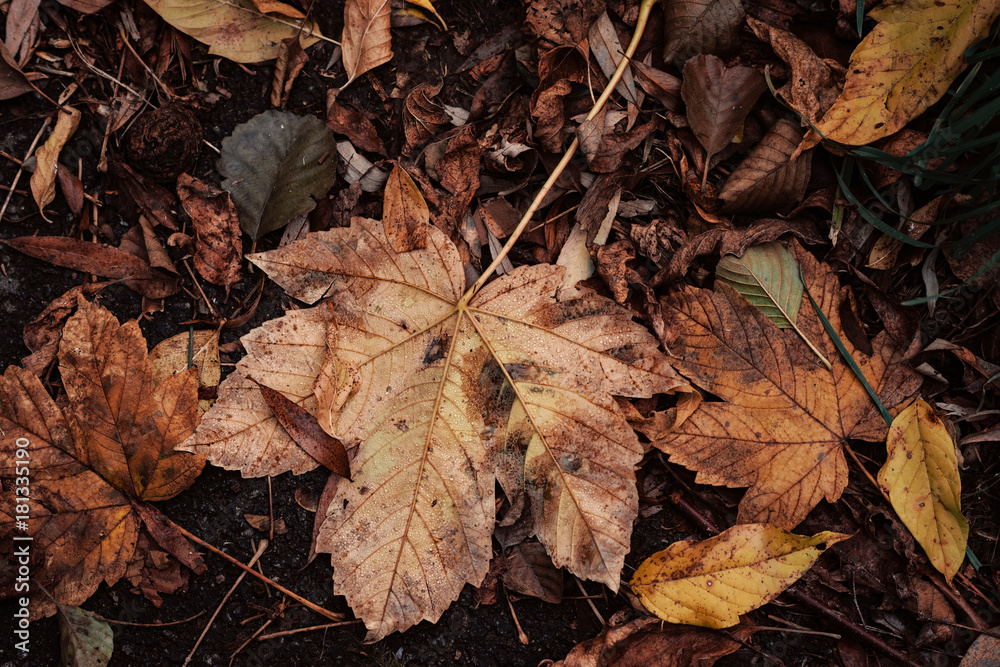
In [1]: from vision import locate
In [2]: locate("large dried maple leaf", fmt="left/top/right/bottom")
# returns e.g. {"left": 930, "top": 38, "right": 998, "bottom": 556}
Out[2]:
{"left": 221, "top": 217, "right": 686, "bottom": 640}
{"left": 656, "top": 243, "right": 920, "bottom": 529}
{"left": 0, "top": 298, "right": 205, "bottom": 617}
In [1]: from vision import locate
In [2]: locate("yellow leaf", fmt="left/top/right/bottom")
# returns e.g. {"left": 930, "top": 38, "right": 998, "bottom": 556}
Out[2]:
{"left": 341, "top": 0, "right": 392, "bottom": 90}
{"left": 878, "top": 399, "right": 969, "bottom": 581}
{"left": 204, "top": 218, "right": 687, "bottom": 640}
{"left": 804, "top": 0, "right": 1000, "bottom": 147}
{"left": 30, "top": 107, "right": 80, "bottom": 218}
{"left": 141, "top": 0, "right": 322, "bottom": 63}
{"left": 630, "top": 524, "right": 850, "bottom": 628}
{"left": 404, "top": 0, "right": 447, "bottom": 31}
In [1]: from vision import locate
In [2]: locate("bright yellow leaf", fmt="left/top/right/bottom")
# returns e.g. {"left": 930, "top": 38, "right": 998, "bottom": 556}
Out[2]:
{"left": 631, "top": 524, "right": 850, "bottom": 628}
{"left": 878, "top": 400, "right": 968, "bottom": 581}
{"left": 803, "top": 0, "right": 1000, "bottom": 148}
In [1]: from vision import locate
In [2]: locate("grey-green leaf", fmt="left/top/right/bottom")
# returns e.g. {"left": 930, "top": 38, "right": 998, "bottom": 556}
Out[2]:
{"left": 59, "top": 604, "right": 113, "bottom": 667}
{"left": 716, "top": 242, "right": 802, "bottom": 328}
{"left": 218, "top": 110, "right": 339, "bottom": 240}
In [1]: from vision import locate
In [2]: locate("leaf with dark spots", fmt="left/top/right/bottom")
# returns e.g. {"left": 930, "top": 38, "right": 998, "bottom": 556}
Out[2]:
{"left": 252, "top": 377, "right": 350, "bottom": 479}
{"left": 191, "top": 217, "right": 688, "bottom": 640}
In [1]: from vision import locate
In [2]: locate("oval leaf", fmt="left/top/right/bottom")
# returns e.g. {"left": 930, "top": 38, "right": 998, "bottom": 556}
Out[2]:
{"left": 630, "top": 524, "right": 850, "bottom": 628}
{"left": 383, "top": 162, "right": 429, "bottom": 253}
{"left": 662, "top": 0, "right": 744, "bottom": 65}
{"left": 681, "top": 55, "right": 765, "bottom": 162}
{"left": 803, "top": 0, "right": 1000, "bottom": 147}
{"left": 719, "top": 119, "right": 812, "bottom": 214}
{"left": 878, "top": 399, "right": 969, "bottom": 581}
{"left": 58, "top": 604, "right": 114, "bottom": 667}
{"left": 218, "top": 110, "right": 339, "bottom": 240}
{"left": 341, "top": 0, "right": 392, "bottom": 89}
{"left": 142, "top": 0, "right": 322, "bottom": 63}
{"left": 716, "top": 242, "right": 803, "bottom": 329}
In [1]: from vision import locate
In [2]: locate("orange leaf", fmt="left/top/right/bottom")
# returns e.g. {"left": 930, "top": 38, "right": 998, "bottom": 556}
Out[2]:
{"left": 341, "top": 0, "right": 392, "bottom": 90}
{"left": 656, "top": 242, "right": 921, "bottom": 528}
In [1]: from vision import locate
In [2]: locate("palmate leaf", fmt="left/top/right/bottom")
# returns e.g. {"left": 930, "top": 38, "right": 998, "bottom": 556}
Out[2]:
{"left": 241, "top": 218, "right": 688, "bottom": 640}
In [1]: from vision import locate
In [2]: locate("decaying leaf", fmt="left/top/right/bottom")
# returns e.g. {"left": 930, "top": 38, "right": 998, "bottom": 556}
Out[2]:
{"left": 141, "top": 0, "right": 322, "bottom": 63}
{"left": 148, "top": 329, "right": 221, "bottom": 414}
{"left": 553, "top": 617, "right": 750, "bottom": 667}
{"left": 802, "top": 0, "right": 1000, "bottom": 148}
{"left": 270, "top": 35, "right": 308, "bottom": 108}
{"left": 656, "top": 242, "right": 921, "bottom": 528}
{"left": 502, "top": 541, "right": 563, "bottom": 604}
{"left": 177, "top": 174, "right": 243, "bottom": 290}
{"left": 662, "top": 0, "right": 744, "bottom": 65}
{"left": 341, "top": 0, "right": 392, "bottom": 90}
{"left": 402, "top": 81, "right": 450, "bottom": 155}
{"left": 681, "top": 55, "right": 765, "bottom": 179}
{"left": 218, "top": 110, "right": 339, "bottom": 240}
{"left": 0, "top": 41, "right": 34, "bottom": 100}
{"left": 2, "top": 236, "right": 180, "bottom": 299}
{"left": 719, "top": 119, "right": 812, "bottom": 214}
{"left": 631, "top": 524, "right": 850, "bottom": 627}
{"left": 0, "top": 298, "right": 205, "bottom": 618}
{"left": 58, "top": 604, "right": 114, "bottom": 667}
{"left": 326, "top": 95, "right": 387, "bottom": 155}
{"left": 30, "top": 107, "right": 81, "bottom": 218}
{"left": 383, "top": 162, "right": 429, "bottom": 253}
{"left": 878, "top": 400, "right": 968, "bottom": 581}
{"left": 208, "top": 218, "right": 688, "bottom": 640}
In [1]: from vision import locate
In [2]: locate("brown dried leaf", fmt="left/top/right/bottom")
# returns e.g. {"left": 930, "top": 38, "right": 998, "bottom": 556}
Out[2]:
{"left": 341, "top": 0, "right": 392, "bottom": 90}
{"left": 719, "top": 119, "right": 812, "bottom": 214}
{"left": 148, "top": 329, "right": 222, "bottom": 414}
{"left": 383, "top": 162, "right": 429, "bottom": 253}
{"left": 502, "top": 541, "right": 563, "bottom": 603}
{"left": 747, "top": 17, "right": 844, "bottom": 125}
{"left": 21, "top": 283, "right": 108, "bottom": 376}
{"left": 632, "top": 58, "right": 681, "bottom": 112}
{"left": 662, "top": 0, "right": 745, "bottom": 65}
{"left": 553, "top": 617, "right": 750, "bottom": 667}
{"left": 656, "top": 242, "right": 921, "bottom": 528}
{"left": 0, "top": 41, "right": 34, "bottom": 100}
{"left": 234, "top": 218, "right": 687, "bottom": 639}
{"left": 526, "top": 0, "right": 604, "bottom": 47}
{"left": 325, "top": 94, "right": 386, "bottom": 155}
{"left": 30, "top": 107, "right": 81, "bottom": 218}
{"left": 0, "top": 299, "right": 204, "bottom": 617}
{"left": 2, "top": 236, "right": 180, "bottom": 299}
{"left": 177, "top": 174, "right": 243, "bottom": 289}
{"left": 402, "top": 81, "right": 450, "bottom": 156}
{"left": 682, "top": 55, "right": 765, "bottom": 166}
{"left": 270, "top": 34, "right": 308, "bottom": 108}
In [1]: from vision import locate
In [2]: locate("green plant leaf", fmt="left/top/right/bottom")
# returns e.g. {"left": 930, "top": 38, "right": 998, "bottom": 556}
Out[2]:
{"left": 218, "top": 110, "right": 339, "bottom": 240}
{"left": 58, "top": 604, "right": 114, "bottom": 667}
{"left": 717, "top": 243, "right": 831, "bottom": 369}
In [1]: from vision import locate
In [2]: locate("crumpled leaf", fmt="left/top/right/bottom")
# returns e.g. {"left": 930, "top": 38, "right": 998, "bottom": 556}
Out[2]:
{"left": 402, "top": 81, "right": 450, "bottom": 155}
{"left": 553, "top": 617, "right": 749, "bottom": 667}
{"left": 0, "top": 298, "right": 205, "bottom": 618}
{"left": 681, "top": 55, "right": 765, "bottom": 171}
{"left": 218, "top": 110, "right": 339, "bottom": 240}
{"left": 30, "top": 107, "right": 81, "bottom": 218}
{"left": 141, "top": 0, "right": 322, "bottom": 63}
{"left": 878, "top": 400, "right": 968, "bottom": 581}
{"left": 177, "top": 174, "right": 243, "bottom": 290}
{"left": 58, "top": 604, "right": 114, "bottom": 667}
{"left": 231, "top": 217, "right": 687, "bottom": 640}
{"left": 662, "top": 0, "right": 744, "bottom": 65}
{"left": 341, "top": 0, "right": 392, "bottom": 90}
{"left": 801, "top": 0, "right": 1000, "bottom": 148}
{"left": 502, "top": 541, "right": 563, "bottom": 604}
{"left": 656, "top": 242, "right": 921, "bottom": 528}
{"left": 383, "top": 162, "right": 429, "bottom": 253}
{"left": 719, "top": 119, "right": 812, "bottom": 214}
{"left": 631, "top": 524, "right": 850, "bottom": 627}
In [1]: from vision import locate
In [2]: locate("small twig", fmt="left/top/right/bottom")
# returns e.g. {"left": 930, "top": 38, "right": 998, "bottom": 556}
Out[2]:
{"left": 506, "top": 594, "right": 530, "bottom": 645}
{"left": 93, "top": 609, "right": 206, "bottom": 627}
{"left": 168, "top": 519, "right": 345, "bottom": 622}
{"left": 750, "top": 623, "right": 842, "bottom": 640}
{"left": 119, "top": 26, "right": 174, "bottom": 101}
{"left": 228, "top": 617, "right": 274, "bottom": 667}
{"left": 267, "top": 476, "right": 275, "bottom": 543}
{"left": 256, "top": 619, "right": 363, "bottom": 640}
{"left": 183, "top": 258, "right": 216, "bottom": 316}
{"left": 184, "top": 539, "right": 269, "bottom": 666}
{"left": 575, "top": 578, "right": 605, "bottom": 627}
{"left": 0, "top": 118, "right": 50, "bottom": 223}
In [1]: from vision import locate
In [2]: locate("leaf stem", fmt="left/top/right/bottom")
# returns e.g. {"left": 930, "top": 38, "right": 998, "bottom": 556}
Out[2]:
{"left": 461, "top": 0, "right": 658, "bottom": 302}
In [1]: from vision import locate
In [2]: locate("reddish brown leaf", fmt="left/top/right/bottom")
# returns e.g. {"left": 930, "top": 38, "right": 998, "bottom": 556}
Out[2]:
{"left": 325, "top": 94, "right": 386, "bottom": 155}
{"left": 21, "top": 283, "right": 108, "bottom": 376}
{"left": 270, "top": 35, "right": 308, "bottom": 109}
{"left": 402, "top": 81, "right": 451, "bottom": 156}
{"left": 719, "top": 119, "right": 813, "bottom": 213}
{"left": 682, "top": 55, "right": 766, "bottom": 167}
{"left": 502, "top": 542, "right": 563, "bottom": 604}
{"left": 252, "top": 378, "right": 350, "bottom": 479}
{"left": 177, "top": 174, "right": 243, "bottom": 290}
{"left": 0, "top": 40, "right": 34, "bottom": 100}
{"left": 525, "top": 0, "right": 604, "bottom": 47}
{"left": 383, "top": 162, "right": 429, "bottom": 253}
{"left": 2, "top": 236, "right": 180, "bottom": 299}
{"left": 662, "top": 0, "right": 745, "bottom": 64}
{"left": 110, "top": 161, "right": 180, "bottom": 231}
{"left": 341, "top": 0, "right": 392, "bottom": 89}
